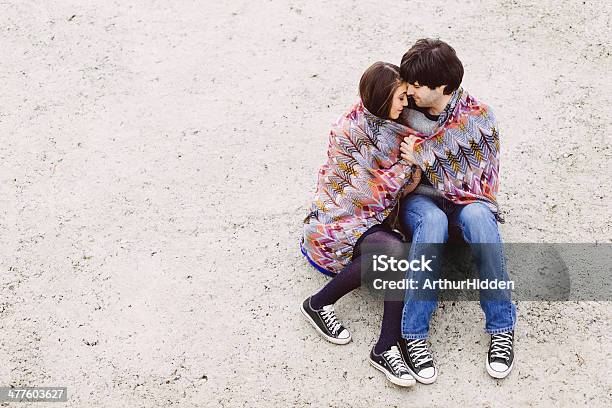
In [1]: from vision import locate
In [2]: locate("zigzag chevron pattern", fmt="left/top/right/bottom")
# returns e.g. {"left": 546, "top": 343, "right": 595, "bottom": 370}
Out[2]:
{"left": 413, "top": 89, "right": 500, "bottom": 212}
{"left": 302, "top": 89, "right": 501, "bottom": 275}
{"left": 302, "top": 101, "right": 419, "bottom": 274}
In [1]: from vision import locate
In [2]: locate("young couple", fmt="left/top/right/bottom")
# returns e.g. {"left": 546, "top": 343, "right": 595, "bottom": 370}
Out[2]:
{"left": 300, "top": 39, "right": 516, "bottom": 387}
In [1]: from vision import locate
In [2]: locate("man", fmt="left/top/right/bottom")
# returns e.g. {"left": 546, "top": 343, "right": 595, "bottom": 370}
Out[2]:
{"left": 396, "top": 39, "right": 516, "bottom": 383}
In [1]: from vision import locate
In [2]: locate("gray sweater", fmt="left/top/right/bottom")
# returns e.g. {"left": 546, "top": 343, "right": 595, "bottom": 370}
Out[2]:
{"left": 400, "top": 102, "right": 440, "bottom": 188}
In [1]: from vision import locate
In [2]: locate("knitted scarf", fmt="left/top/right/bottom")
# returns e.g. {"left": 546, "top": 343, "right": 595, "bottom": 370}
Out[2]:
{"left": 408, "top": 88, "right": 502, "bottom": 217}
{"left": 301, "top": 101, "right": 420, "bottom": 275}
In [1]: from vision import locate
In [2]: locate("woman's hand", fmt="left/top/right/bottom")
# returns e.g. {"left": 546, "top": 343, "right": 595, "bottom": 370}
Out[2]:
{"left": 400, "top": 135, "right": 419, "bottom": 166}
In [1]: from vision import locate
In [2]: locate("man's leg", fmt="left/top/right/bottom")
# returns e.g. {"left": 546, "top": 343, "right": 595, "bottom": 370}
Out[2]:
{"left": 448, "top": 202, "right": 516, "bottom": 331}
{"left": 398, "top": 194, "right": 447, "bottom": 384}
{"left": 399, "top": 194, "right": 448, "bottom": 339}
{"left": 448, "top": 202, "right": 516, "bottom": 378}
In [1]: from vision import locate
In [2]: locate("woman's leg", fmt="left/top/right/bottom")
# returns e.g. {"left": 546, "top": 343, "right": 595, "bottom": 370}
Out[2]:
{"left": 309, "top": 256, "right": 363, "bottom": 310}
{"left": 310, "top": 227, "right": 404, "bottom": 308}
{"left": 374, "top": 298, "right": 404, "bottom": 354}
{"left": 309, "top": 228, "right": 407, "bottom": 353}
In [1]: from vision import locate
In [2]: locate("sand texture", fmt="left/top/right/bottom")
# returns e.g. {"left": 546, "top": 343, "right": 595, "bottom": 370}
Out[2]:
{"left": 1, "top": 0, "right": 611, "bottom": 407}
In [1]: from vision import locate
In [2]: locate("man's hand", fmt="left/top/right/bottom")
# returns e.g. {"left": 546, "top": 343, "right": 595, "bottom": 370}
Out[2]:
{"left": 402, "top": 167, "right": 421, "bottom": 197}
{"left": 400, "top": 135, "right": 419, "bottom": 166}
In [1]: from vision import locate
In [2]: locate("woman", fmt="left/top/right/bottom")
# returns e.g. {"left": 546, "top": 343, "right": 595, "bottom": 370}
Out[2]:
{"left": 300, "top": 62, "right": 421, "bottom": 387}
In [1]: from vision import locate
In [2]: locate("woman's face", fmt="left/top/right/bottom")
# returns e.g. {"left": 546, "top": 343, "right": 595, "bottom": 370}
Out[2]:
{"left": 388, "top": 82, "right": 408, "bottom": 120}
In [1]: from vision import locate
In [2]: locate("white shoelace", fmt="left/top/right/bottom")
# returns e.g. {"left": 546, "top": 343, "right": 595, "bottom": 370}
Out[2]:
{"left": 383, "top": 346, "right": 410, "bottom": 375}
{"left": 490, "top": 333, "right": 513, "bottom": 361}
{"left": 320, "top": 305, "right": 342, "bottom": 335}
{"left": 406, "top": 339, "right": 433, "bottom": 367}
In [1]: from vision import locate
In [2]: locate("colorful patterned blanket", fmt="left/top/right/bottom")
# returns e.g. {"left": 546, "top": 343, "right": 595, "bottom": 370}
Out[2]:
{"left": 408, "top": 88, "right": 502, "bottom": 216}
{"left": 301, "top": 101, "right": 420, "bottom": 275}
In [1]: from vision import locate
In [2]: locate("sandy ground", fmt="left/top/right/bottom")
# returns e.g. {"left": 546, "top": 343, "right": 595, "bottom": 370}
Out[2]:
{"left": 1, "top": 0, "right": 611, "bottom": 407}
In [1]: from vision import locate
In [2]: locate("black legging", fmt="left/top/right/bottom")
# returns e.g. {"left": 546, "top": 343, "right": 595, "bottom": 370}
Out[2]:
{"left": 310, "top": 225, "right": 405, "bottom": 354}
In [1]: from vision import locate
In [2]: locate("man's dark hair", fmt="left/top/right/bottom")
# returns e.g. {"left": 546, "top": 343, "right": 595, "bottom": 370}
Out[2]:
{"left": 359, "top": 61, "right": 402, "bottom": 119}
{"left": 400, "top": 39, "right": 464, "bottom": 95}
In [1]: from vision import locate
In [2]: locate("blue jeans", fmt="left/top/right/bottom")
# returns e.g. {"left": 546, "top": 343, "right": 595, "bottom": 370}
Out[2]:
{"left": 400, "top": 194, "right": 516, "bottom": 339}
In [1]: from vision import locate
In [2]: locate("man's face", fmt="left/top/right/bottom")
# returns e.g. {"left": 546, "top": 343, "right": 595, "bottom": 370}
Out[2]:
{"left": 406, "top": 82, "right": 446, "bottom": 108}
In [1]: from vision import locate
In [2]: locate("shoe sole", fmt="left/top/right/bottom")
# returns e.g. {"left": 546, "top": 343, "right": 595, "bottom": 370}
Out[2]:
{"left": 369, "top": 359, "right": 416, "bottom": 387}
{"left": 300, "top": 303, "right": 352, "bottom": 345}
{"left": 486, "top": 357, "right": 514, "bottom": 379}
{"left": 404, "top": 364, "right": 438, "bottom": 384}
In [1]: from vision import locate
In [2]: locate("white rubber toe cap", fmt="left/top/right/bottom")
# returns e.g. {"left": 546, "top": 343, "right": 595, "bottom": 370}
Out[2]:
{"left": 419, "top": 367, "right": 436, "bottom": 379}
{"left": 337, "top": 329, "right": 351, "bottom": 340}
{"left": 486, "top": 358, "right": 513, "bottom": 379}
{"left": 489, "top": 361, "right": 509, "bottom": 373}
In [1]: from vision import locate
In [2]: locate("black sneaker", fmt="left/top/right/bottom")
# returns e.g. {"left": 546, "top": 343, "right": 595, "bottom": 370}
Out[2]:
{"left": 398, "top": 338, "right": 438, "bottom": 384}
{"left": 369, "top": 345, "right": 416, "bottom": 387}
{"left": 300, "top": 297, "right": 351, "bottom": 345}
{"left": 486, "top": 331, "right": 514, "bottom": 379}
